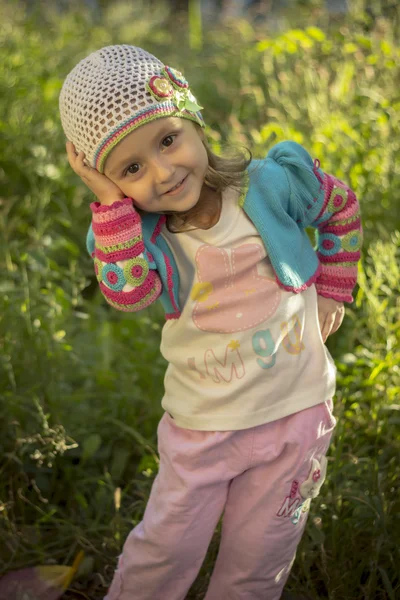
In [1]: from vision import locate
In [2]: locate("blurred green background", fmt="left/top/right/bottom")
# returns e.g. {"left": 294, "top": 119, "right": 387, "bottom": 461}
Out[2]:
{"left": 0, "top": 0, "right": 399, "bottom": 598}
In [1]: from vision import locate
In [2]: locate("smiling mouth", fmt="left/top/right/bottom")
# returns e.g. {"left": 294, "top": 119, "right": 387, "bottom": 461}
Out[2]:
{"left": 165, "top": 175, "right": 187, "bottom": 195}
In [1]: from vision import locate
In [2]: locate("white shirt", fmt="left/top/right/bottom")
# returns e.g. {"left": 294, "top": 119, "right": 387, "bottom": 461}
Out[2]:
{"left": 160, "top": 187, "right": 336, "bottom": 430}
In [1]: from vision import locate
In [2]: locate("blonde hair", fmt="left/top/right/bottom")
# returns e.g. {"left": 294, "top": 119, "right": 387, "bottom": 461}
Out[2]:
{"left": 167, "top": 133, "right": 252, "bottom": 232}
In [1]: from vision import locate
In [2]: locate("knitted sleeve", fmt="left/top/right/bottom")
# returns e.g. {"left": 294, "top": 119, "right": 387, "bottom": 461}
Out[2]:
{"left": 88, "top": 198, "right": 162, "bottom": 312}
{"left": 269, "top": 141, "right": 362, "bottom": 303}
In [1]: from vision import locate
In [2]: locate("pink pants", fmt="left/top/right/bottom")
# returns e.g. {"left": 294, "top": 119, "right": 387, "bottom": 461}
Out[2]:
{"left": 105, "top": 401, "right": 336, "bottom": 600}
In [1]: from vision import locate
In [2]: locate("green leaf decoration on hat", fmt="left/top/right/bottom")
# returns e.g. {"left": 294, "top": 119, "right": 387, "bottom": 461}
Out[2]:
{"left": 184, "top": 90, "right": 203, "bottom": 113}
{"left": 175, "top": 89, "right": 203, "bottom": 113}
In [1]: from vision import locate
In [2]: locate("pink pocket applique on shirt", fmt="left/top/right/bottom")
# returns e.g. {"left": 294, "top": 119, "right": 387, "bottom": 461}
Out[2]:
{"left": 191, "top": 244, "right": 281, "bottom": 333}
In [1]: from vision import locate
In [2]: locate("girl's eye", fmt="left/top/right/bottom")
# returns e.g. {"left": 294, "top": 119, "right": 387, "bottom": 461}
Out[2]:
{"left": 162, "top": 135, "right": 175, "bottom": 148}
{"left": 126, "top": 163, "right": 140, "bottom": 175}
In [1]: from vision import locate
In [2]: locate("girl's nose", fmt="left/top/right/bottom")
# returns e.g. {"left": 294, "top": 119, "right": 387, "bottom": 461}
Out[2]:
{"left": 152, "top": 156, "right": 175, "bottom": 185}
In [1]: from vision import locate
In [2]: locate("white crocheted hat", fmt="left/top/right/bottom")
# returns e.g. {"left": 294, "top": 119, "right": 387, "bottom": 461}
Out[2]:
{"left": 59, "top": 45, "right": 204, "bottom": 172}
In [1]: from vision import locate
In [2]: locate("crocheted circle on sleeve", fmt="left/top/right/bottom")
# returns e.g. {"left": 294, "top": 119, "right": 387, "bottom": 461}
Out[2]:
{"left": 327, "top": 186, "right": 347, "bottom": 213}
{"left": 94, "top": 257, "right": 103, "bottom": 283}
{"left": 102, "top": 263, "right": 126, "bottom": 291}
{"left": 342, "top": 230, "right": 362, "bottom": 252}
{"left": 318, "top": 233, "right": 341, "bottom": 256}
{"left": 123, "top": 257, "right": 149, "bottom": 286}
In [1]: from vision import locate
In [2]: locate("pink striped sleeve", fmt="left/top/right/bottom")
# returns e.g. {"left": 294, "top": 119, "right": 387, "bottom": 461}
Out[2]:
{"left": 312, "top": 174, "right": 362, "bottom": 303}
{"left": 90, "top": 198, "right": 162, "bottom": 312}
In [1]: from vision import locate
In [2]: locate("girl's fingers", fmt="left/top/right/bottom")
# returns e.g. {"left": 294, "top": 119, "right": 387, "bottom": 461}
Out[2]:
{"left": 77, "top": 153, "right": 90, "bottom": 174}
{"left": 75, "top": 150, "right": 89, "bottom": 171}
{"left": 66, "top": 141, "right": 83, "bottom": 173}
{"left": 318, "top": 310, "right": 334, "bottom": 342}
{"left": 66, "top": 142, "right": 89, "bottom": 172}
{"left": 330, "top": 307, "right": 345, "bottom": 335}
{"left": 317, "top": 298, "right": 345, "bottom": 342}
{"left": 66, "top": 140, "right": 78, "bottom": 159}
{"left": 65, "top": 141, "right": 76, "bottom": 168}
{"left": 67, "top": 145, "right": 94, "bottom": 182}
{"left": 319, "top": 307, "right": 345, "bottom": 342}
{"left": 65, "top": 140, "right": 125, "bottom": 203}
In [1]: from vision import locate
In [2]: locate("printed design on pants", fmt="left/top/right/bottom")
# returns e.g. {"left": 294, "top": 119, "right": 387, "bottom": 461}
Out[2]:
{"left": 281, "top": 314, "right": 305, "bottom": 355}
{"left": 291, "top": 498, "right": 311, "bottom": 525}
{"left": 187, "top": 340, "right": 245, "bottom": 383}
{"left": 276, "top": 488, "right": 309, "bottom": 526}
{"left": 191, "top": 244, "right": 281, "bottom": 333}
{"left": 299, "top": 456, "right": 328, "bottom": 499}
{"left": 276, "top": 480, "right": 303, "bottom": 521}
{"left": 277, "top": 457, "right": 328, "bottom": 526}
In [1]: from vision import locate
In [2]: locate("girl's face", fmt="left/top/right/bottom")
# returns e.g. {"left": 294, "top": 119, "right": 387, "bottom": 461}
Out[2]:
{"left": 103, "top": 117, "right": 209, "bottom": 214}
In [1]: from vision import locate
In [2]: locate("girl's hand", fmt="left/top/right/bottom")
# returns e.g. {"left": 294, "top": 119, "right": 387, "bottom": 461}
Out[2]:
{"left": 66, "top": 141, "right": 125, "bottom": 206}
{"left": 317, "top": 296, "right": 345, "bottom": 343}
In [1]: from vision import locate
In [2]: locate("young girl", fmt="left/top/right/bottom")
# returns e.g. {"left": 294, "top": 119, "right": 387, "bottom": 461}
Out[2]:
{"left": 60, "top": 45, "right": 362, "bottom": 600}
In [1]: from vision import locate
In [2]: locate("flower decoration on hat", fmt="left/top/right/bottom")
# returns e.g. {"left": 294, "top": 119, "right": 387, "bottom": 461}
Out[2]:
{"left": 148, "top": 76, "right": 174, "bottom": 99}
{"left": 147, "top": 66, "right": 203, "bottom": 120}
{"left": 164, "top": 66, "right": 189, "bottom": 89}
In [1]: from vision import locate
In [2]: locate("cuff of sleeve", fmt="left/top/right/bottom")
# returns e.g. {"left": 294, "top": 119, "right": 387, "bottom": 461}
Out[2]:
{"left": 90, "top": 197, "right": 135, "bottom": 214}
{"left": 91, "top": 197, "right": 141, "bottom": 234}
{"left": 91, "top": 197, "right": 143, "bottom": 261}
{"left": 316, "top": 286, "right": 354, "bottom": 303}
{"left": 315, "top": 262, "right": 358, "bottom": 303}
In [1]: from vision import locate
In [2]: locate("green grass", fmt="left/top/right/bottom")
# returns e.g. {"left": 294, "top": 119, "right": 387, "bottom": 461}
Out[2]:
{"left": 0, "top": 1, "right": 399, "bottom": 598}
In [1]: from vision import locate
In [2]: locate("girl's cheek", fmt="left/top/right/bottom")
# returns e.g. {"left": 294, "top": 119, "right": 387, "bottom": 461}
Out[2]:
{"left": 132, "top": 196, "right": 152, "bottom": 212}
{"left": 122, "top": 181, "right": 139, "bottom": 198}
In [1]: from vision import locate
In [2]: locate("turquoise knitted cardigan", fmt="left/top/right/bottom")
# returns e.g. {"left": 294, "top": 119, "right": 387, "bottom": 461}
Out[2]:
{"left": 87, "top": 141, "right": 361, "bottom": 317}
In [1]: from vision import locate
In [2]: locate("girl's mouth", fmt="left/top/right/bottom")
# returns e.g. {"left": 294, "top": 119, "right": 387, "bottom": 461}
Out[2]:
{"left": 165, "top": 175, "right": 187, "bottom": 196}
